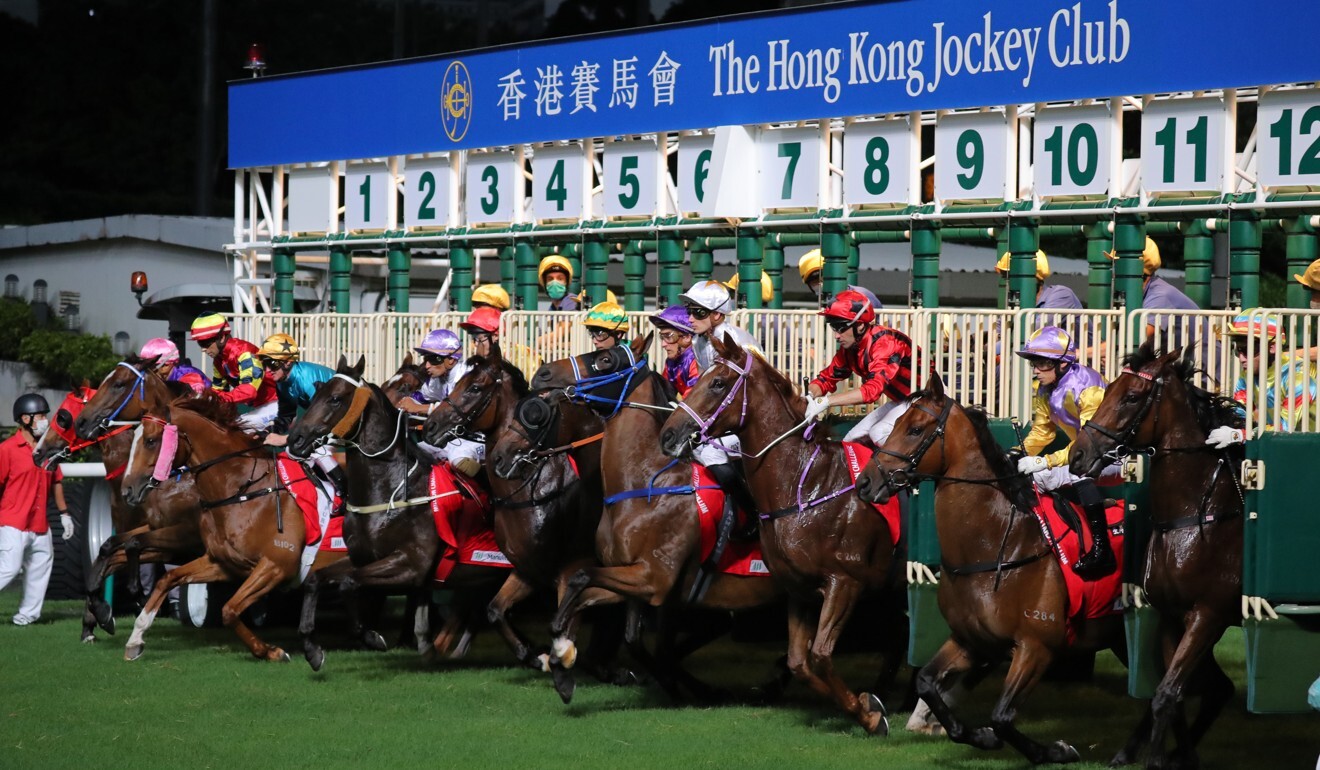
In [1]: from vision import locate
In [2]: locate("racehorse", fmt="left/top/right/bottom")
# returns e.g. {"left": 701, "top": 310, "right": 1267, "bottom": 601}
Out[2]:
{"left": 523, "top": 336, "right": 788, "bottom": 704}
{"left": 380, "top": 352, "right": 426, "bottom": 405}
{"left": 424, "top": 345, "right": 625, "bottom": 682}
{"left": 854, "top": 372, "right": 1126, "bottom": 764}
{"left": 286, "top": 355, "right": 511, "bottom": 671}
{"left": 118, "top": 394, "right": 344, "bottom": 661}
{"left": 1069, "top": 343, "right": 1244, "bottom": 769}
{"left": 657, "top": 336, "right": 897, "bottom": 735}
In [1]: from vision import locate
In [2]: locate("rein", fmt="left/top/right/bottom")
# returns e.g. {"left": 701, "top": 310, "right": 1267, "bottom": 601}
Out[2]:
{"left": 95, "top": 362, "right": 150, "bottom": 433}
{"left": 563, "top": 347, "right": 656, "bottom": 417}
{"left": 675, "top": 353, "right": 811, "bottom": 460}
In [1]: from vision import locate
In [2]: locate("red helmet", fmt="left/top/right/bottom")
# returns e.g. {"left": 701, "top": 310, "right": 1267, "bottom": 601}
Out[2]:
{"left": 460, "top": 306, "right": 502, "bottom": 335}
{"left": 820, "top": 290, "right": 875, "bottom": 325}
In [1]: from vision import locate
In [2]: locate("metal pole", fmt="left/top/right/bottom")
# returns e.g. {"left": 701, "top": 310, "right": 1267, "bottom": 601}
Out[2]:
{"left": 1284, "top": 218, "right": 1318, "bottom": 309}
{"left": 910, "top": 220, "right": 941, "bottom": 309}
{"left": 329, "top": 247, "right": 351, "bottom": 313}
{"left": 499, "top": 245, "right": 516, "bottom": 297}
{"left": 821, "top": 225, "right": 848, "bottom": 302}
{"left": 846, "top": 233, "right": 861, "bottom": 287}
{"left": 1113, "top": 214, "right": 1147, "bottom": 343}
{"left": 736, "top": 227, "right": 764, "bottom": 309}
{"left": 1182, "top": 220, "right": 1214, "bottom": 309}
{"left": 1084, "top": 222, "right": 1113, "bottom": 309}
{"left": 272, "top": 249, "right": 295, "bottom": 313}
{"left": 1007, "top": 218, "right": 1039, "bottom": 311}
{"left": 387, "top": 246, "right": 411, "bottom": 312}
{"left": 1229, "top": 210, "right": 1262, "bottom": 310}
{"left": 689, "top": 238, "right": 714, "bottom": 283}
{"left": 582, "top": 234, "right": 609, "bottom": 307}
{"left": 761, "top": 233, "right": 784, "bottom": 309}
{"left": 449, "top": 245, "right": 474, "bottom": 312}
{"left": 561, "top": 243, "right": 582, "bottom": 297}
{"left": 996, "top": 228, "right": 1010, "bottom": 309}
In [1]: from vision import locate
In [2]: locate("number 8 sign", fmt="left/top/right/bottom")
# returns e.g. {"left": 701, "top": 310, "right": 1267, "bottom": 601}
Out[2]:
{"left": 844, "top": 117, "right": 919, "bottom": 207}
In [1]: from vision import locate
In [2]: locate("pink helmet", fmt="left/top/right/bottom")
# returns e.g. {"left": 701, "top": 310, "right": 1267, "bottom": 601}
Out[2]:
{"left": 139, "top": 337, "right": 180, "bottom": 366}
{"left": 1016, "top": 326, "right": 1077, "bottom": 364}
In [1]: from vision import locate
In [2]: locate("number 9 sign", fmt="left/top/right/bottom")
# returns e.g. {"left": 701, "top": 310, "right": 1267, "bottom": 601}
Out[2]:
{"left": 935, "top": 110, "right": 1016, "bottom": 202}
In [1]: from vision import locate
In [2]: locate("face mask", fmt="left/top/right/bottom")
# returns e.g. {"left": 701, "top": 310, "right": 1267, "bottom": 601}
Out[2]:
{"left": 30, "top": 418, "right": 48, "bottom": 438}
{"left": 546, "top": 281, "right": 568, "bottom": 300}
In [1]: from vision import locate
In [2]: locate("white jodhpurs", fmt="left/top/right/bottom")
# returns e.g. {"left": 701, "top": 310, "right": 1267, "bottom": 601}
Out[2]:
{"left": 693, "top": 435, "right": 741, "bottom": 467}
{"left": 237, "top": 400, "right": 280, "bottom": 431}
{"left": 843, "top": 400, "right": 912, "bottom": 446}
{"left": 0, "top": 526, "right": 54, "bottom": 625}
{"left": 1032, "top": 461, "right": 1125, "bottom": 492}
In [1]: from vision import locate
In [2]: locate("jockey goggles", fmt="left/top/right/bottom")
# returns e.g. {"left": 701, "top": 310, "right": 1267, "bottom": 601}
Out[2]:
{"left": 684, "top": 304, "right": 713, "bottom": 320}
{"left": 422, "top": 352, "right": 458, "bottom": 366}
{"left": 826, "top": 318, "right": 854, "bottom": 334}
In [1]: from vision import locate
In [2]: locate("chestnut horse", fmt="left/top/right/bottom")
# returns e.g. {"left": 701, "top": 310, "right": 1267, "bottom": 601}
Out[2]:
{"left": 118, "top": 395, "right": 344, "bottom": 661}
{"left": 522, "top": 336, "right": 788, "bottom": 704}
{"left": 854, "top": 372, "right": 1125, "bottom": 764}
{"left": 657, "top": 336, "right": 896, "bottom": 735}
{"left": 1069, "top": 344, "right": 1244, "bottom": 769}
{"left": 423, "top": 346, "right": 626, "bottom": 682}
{"left": 286, "top": 355, "right": 512, "bottom": 671}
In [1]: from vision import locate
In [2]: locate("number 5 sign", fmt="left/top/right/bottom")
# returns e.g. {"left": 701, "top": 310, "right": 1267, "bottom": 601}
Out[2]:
{"left": 603, "top": 139, "right": 662, "bottom": 218}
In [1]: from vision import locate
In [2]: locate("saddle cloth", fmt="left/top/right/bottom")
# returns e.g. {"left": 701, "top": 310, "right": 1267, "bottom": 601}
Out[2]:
{"left": 841, "top": 442, "right": 904, "bottom": 543}
{"left": 1030, "top": 492, "right": 1126, "bottom": 645}
{"left": 430, "top": 463, "right": 512, "bottom": 582}
{"left": 692, "top": 465, "right": 770, "bottom": 577}
{"left": 277, "top": 457, "right": 336, "bottom": 584}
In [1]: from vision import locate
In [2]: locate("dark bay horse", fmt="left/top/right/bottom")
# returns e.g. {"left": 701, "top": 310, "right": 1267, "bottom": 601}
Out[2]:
{"left": 1069, "top": 343, "right": 1244, "bottom": 769}
{"left": 657, "top": 336, "right": 896, "bottom": 735}
{"left": 854, "top": 372, "right": 1125, "bottom": 764}
{"left": 524, "top": 336, "right": 787, "bottom": 703}
{"left": 286, "top": 355, "right": 511, "bottom": 671}
{"left": 118, "top": 395, "right": 344, "bottom": 661}
{"left": 423, "top": 346, "right": 620, "bottom": 679}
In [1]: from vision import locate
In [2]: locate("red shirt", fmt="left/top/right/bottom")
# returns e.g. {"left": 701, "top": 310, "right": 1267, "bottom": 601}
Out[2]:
{"left": 811, "top": 324, "right": 914, "bottom": 404}
{"left": 0, "top": 432, "right": 62, "bottom": 533}
{"left": 211, "top": 337, "right": 278, "bottom": 406}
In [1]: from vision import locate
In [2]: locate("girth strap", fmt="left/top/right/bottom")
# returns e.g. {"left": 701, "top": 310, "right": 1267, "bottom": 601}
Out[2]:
{"left": 942, "top": 548, "right": 1051, "bottom": 577}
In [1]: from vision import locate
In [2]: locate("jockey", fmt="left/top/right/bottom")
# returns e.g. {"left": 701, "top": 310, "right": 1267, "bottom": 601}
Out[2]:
{"left": 1296, "top": 258, "right": 1320, "bottom": 309}
{"left": 725, "top": 270, "right": 774, "bottom": 306}
{"left": 678, "top": 279, "right": 763, "bottom": 520}
{"left": 797, "top": 249, "right": 882, "bottom": 309}
{"left": 804, "top": 290, "right": 914, "bottom": 446}
{"left": 401, "top": 328, "right": 483, "bottom": 478}
{"left": 1205, "top": 314, "right": 1319, "bottom": 446}
{"left": 138, "top": 338, "right": 207, "bottom": 393}
{"left": 540, "top": 255, "right": 577, "bottom": 311}
{"left": 1014, "top": 326, "right": 1117, "bottom": 579}
{"left": 994, "top": 250, "right": 1082, "bottom": 309}
{"left": 583, "top": 301, "right": 629, "bottom": 350}
{"left": 1107, "top": 238, "right": 1199, "bottom": 339}
{"left": 189, "top": 313, "right": 279, "bottom": 430}
{"left": 471, "top": 284, "right": 511, "bottom": 312}
{"left": 649, "top": 305, "right": 699, "bottom": 397}
{"left": 254, "top": 334, "right": 347, "bottom": 496}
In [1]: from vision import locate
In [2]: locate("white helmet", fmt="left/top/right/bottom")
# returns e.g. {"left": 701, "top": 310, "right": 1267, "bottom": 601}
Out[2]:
{"left": 678, "top": 280, "right": 736, "bottom": 315}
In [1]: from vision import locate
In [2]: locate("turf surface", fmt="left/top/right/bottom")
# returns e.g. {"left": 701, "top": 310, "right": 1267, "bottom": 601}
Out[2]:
{"left": 0, "top": 592, "right": 1315, "bottom": 769}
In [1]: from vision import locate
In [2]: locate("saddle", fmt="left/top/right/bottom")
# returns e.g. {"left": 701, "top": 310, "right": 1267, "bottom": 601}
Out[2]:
{"left": 1029, "top": 491, "right": 1126, "bottom": 645}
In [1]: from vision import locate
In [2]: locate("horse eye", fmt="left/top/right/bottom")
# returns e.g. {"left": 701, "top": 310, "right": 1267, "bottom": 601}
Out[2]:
{"left": 908, "top": 425, "right": 923, "bottom": 436}
{"left": 1122, "top": 391, "right": 1142, "bottom": 403}
{"left": 329, "top": 394, "right": 341, "bottom": 405}
{"left": 712, "top": 378, "right": 726, "bottom": 390}
{"left": 146, "top": 437, "right": 158, "bottom": 448}
{"left": 467, "top": 384, "right": 480, "bottom": 393}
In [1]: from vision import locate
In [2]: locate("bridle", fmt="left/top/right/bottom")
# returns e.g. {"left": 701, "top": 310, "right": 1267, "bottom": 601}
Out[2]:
{"left": 675, "top": 354, "right": 752, "bottom": 451}
{"left": 1079, "top": 366, "right": 1165, "bottom": 462}
{"left": 868, "top": 397, "right": 953, "bottom": 493}
{"left": 434, "top": 367, "right": 504, "bottom": 443}
{"left": 89, "top": 362, "right": 151, "bottom": 435}
{"left": 561, "top": 345, "right": 651, "bottom": 418}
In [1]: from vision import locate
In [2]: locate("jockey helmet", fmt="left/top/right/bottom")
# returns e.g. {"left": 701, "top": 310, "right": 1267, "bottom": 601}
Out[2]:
{"left": 995, "top": 250, "right": 1051, "bottom": 281}
{"left": 649, "top": 305, "right": 695, "bottom": 335}
{"left": 190, "top": 313, "right": 230, "bottom": 342}
{"left": 820, "top": 290, "right": 875, "bottom": 326}
{"left": 583, "top": 302, "right": 629, "bottom": 332}
{"left": 13, "top": 393, "right": 50, "bottom": 421}
{"left": 258, "top": 333, "right": 301, "bottom": 362}
{"left": 574, "top": 288, "right": 617, "bottom": 306}
{"left": 471, "top": 284, "right": 511, "bottom": 310}
{"left": 415, "top": 329, "right": 463, "bottom": 359}
{"left": 1294, "top": 258, "right": 1320, "bottom": 291}
{"left": 1016, "top": 326, "right": 1078, "bottom": 364}
{"left": 460, "top": 306, "right": 502, "bottom": 335}
{"left": 726, "top": 271, "right": 774, "bottom": 303}
{"left": 538, "top": 254, "right": 574, "bottom": 286}
{"left": 1105, "top": 237, "right": 1162, "bottom": 276}
{"left": 1227, "top": 313, "right": 1285, "bottom": 345}
{"left": 139, "top": 337, "right": 180, "bottom": 367}
{"left": 798, "top": 249, "right": 824, "bottom": 283}
{"left": 679, "top": 280, "right": 736, "bottom": 315}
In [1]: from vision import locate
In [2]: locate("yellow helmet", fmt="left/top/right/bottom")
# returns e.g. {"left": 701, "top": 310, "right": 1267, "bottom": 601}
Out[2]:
{"left": 726, "top": 271, "right": 774, "bottom": 303}
{"left": 471, "top": 283, "right": 511, "bottom": 310}
{"left": 574, "top": 288, "right": 618, "bottom": 306}
{"left": 190, "top": 313, "right": 230, "bottom": 342}
{"left": 583, "top": 301, "right": 630, "bottom": 332}
{"left": 258, "top": 333, "right": 300, "bottom": 361}
{"left": 798, "top": 249, "right": 824, "bottom": 284}
{"left": 1295, "top": 258, "right": 1320, "bottom": 291}
{"left": 995, "top": 250, "right": 1051, "bottom": 281}
{"left": 1105, "top": 237, "right": 1162, "bottom": 276}
{"left": 538, "top": 254, "right": 574, "bottom": 287}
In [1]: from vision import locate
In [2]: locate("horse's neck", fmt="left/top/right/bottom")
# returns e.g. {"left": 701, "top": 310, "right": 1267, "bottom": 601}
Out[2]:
{"left": 603, "top": 377, "right": 677, "bottom": 481}
{"left": 345, "top": 395, "right": 425, "bottom": 505}
{"left": 102, "top": 430, "right": 131, "bottom": 467}
{"left": 177, "top": 415, "right": 266, "bottom": 498}
{"left": 1148, "top": 383, "right": 1236, "bottom": 512}
{"left": 141, "top": 373, "right": 174, "bottom": 412}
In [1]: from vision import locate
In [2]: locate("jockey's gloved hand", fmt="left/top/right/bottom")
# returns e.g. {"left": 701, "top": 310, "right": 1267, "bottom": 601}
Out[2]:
{"left": 1016, "top": 455, "right": 1048, "bottom": 475}
{"left": 1205, "top": 426, "right": 1245, "bottom": 449}
{"left": 803, "top": 395, "right": 831, "bottom": 422}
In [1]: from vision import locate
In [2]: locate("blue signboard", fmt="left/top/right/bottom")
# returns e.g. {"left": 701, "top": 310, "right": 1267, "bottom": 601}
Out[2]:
{"left": 229, "top": 0, "right": 1316, "bottom": 168}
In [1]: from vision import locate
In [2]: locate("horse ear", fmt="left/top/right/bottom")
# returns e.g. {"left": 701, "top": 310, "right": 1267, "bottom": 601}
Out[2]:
{"left": 928, "top": 370, "right": 946, "bottom": 398}
{"left": 337, "top": 354, "right": 350, "bottom": 373}
{"left": 1137, "top": 336, "right": 1157, "bottom": 360}
{"left": 401, "top": 352, "right": 414, "bottom": 368}
{"left": 351, "top": 356, "right": 366, "bottom": 378}
{"left": 632, "top": 332, "right": 651, "bottom": 358}
{"left": 142, "top": 354, "right": 161, "bottom": 370}
{"left": 488, "top": 339, "right": 504, "bottom": 364}
{"left": 711, "top": 333, "right": 740, "bottom": 363}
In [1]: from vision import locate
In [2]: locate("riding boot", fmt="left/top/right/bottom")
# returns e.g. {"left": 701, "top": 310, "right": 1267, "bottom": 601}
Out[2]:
{"left": 1070, "top": 479, "right": 1116, "bottom": 579}
{"left": 688, "top": 462, "right": 756, "bottom": 604}
{"left": 707, "top": 461, "right": 759, "bottom": 542}
{"left": 326, "top": 464, "right": 349, "bottom": 514}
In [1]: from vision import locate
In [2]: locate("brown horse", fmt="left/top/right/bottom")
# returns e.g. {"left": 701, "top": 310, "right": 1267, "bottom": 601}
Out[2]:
{"left": 523, "top": 336, "right": 788, "bottom": 703}
{"left": 423, "top": 345, "right": 624, "bottom": 681}
{"left": 118, "top": 395, "right": 343, "bottom": 661}
{"left": 657, "top": 336, "right": 896, "bottom": 734}
{"left": 286, "top": 355, "right": 512, "bottom": 671}
{"left": 1069, "top": 343, "right": 1244, "bottom": 769}
{"left": 854, "top": 372, "right": 1125, "bottom": 764}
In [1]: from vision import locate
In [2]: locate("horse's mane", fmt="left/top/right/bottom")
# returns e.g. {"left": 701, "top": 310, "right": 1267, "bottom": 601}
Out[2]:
{"left": 1122, "top": 347, "right": 1244, "bottom": 434}
{"left": 167, "top": 392, "right": 254, "bottom": 443}
{"left": 961, "top": 405, "right": 1037, "bottom": 513}
{"left": 468, "top": 355, "right": 530, "bottom": 397}
{"left": 748, "top": 354, "right": 852, "bottom": 443}
{"left": 649, "top": 369, "right": 677, "bottom": 404}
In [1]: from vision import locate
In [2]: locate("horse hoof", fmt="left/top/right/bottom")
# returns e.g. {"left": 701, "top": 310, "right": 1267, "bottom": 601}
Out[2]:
{"left": 81, "top": 633, "right": 96, "bottom": 644}
{"left": 860, "top": 693, "right": 890, "bottom": 737}
{"left": 1048, "top": 740, "right": 1080, "bottom": 764}
{"left": 969, "top": 727, "right": 1003, "bottom": 750}
{"left": 552, "top": 665, "right": 576, "bottom": 704}
{"left": 268, "top": 648, "right": 291, "bottom": 662}
{"left": 362, "top": 630, "right": 388, "bottom": 652}
{"left": 305, "top": 648, "right": 325, "bottom": 672}
{"left": 552, "top": 637, "right": 577, "bottom": 669}
{"left": 124, "top": 643, "right": 144, "bottom": 661}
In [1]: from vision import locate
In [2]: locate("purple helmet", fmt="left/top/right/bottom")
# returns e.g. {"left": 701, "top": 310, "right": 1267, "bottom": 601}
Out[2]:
{"left": 649, "top": 305, "right": 695, "bottom": 335}
{"left": 1016, "top": 326, "right": 1077, "bottom": 363}
{"left": 415, "top": 328, "right": 462, "bottom": 360}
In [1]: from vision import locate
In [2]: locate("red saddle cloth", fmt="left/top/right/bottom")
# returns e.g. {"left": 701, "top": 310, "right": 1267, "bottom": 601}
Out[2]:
{"left": 1030, "top": 492, "right": 1126, "bottom": 645}
{"left": 841, "top": 442, "right": 904, "bottom": 543}
{"left": 319, "top": 516, "right": 347, "bottom": 552}
{"left": 275, "top": 458, "right": 324, "bottom": 547}
{"left": 692, "top": 465, "right": 769, "bottom": 577}
{"left": 429, "top": 463, "right": 512, "bottom": 582}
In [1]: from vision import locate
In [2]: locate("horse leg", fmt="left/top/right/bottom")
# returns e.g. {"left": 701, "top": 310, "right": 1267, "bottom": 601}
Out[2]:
{"left": 1146, "top": 611, "right": 1225, "bottom": 770}
{"left": 337, "top": 551, "right": 427, "bottom": 652}
{"left": 299, "top": 553, "right": 353, "bottom": 671}
{"left": 1112, "top": 704, "right": 1155, "bottom": 767}
{"left": 221, "top": 556, "right": 295, "bottom": 662}
{"left": 803, "top": 577, "right": 889, "bottom": 736}
{"left": 1184, "top": 651, "right": 1234, "bottom": 752}
{"left": 483, "top": 571, "right": 541, "bottom": 668}
{"left": 915, "top": 639, "right": 1003, "bottom": 750}
{"left": 124, "top": 556, "right": 228, "bottom": 661}
{"left": 987, "top": 636, "right": 1080, "bottom": 764}
{"left": 83, "top": 545, "right": 132, "bottom": 641}
{"left": 549, "top": 565, "right": 659, "bottom": 671}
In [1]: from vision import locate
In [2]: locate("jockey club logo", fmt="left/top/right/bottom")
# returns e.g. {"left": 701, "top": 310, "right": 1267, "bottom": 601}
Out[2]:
{"left": 440, "top": 60, "right": 472, "bottom": 142}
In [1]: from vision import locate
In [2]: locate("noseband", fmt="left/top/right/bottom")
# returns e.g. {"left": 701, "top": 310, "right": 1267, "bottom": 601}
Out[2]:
{"left": 1079, "top": 367, "right": 1164, "bottom": 460}
{"left": 563, "top": 346, "right": 648, "bottom": 418}
{"left": 92, "top": 362, "right": 149, "bottom": 434}
{"left": 869, "top": 397, "right": 953, "bottom": 492}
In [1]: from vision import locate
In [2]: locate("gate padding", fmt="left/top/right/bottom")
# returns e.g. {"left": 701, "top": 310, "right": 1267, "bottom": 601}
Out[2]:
{"left": 1244, "top": 432, "right": 1320, "bottom": 604}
